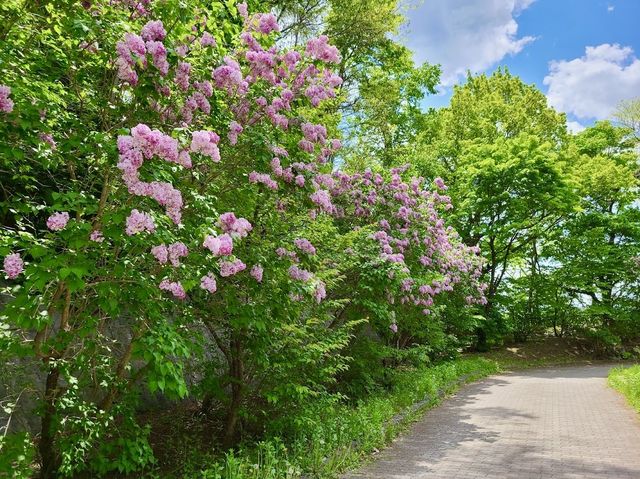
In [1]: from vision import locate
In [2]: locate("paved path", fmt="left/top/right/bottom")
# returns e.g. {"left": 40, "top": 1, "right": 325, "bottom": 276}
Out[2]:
{"left": 344, "top": 364, "right": 640, "bottom": 479}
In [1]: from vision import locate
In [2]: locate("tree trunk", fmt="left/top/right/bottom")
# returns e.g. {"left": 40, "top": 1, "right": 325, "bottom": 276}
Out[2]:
{"left": 39, "top": 365, "right": 60, "bottom": 479}
{"left": 222, "top": 335, "right": 243, "bottom": 448}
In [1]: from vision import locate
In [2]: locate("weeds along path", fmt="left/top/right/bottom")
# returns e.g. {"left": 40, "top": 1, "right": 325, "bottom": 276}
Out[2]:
{"left": 343, "top": 364, "right": 640, "bottom": 479}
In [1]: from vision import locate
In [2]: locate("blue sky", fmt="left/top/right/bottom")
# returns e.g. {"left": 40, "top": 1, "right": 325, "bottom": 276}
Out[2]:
{"left": 401, "top": 0, "right": 640, "bottom": 131}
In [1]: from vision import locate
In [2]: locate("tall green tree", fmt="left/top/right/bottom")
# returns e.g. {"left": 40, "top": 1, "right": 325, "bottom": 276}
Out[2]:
{"left": 550, "top": 121, "right": 640, "bottom": 351}
{"left": 344, "top": 45, "right": 440, "bottom": 169}
{"left": 416, "top": 71, "right": 574, "bottom": 333}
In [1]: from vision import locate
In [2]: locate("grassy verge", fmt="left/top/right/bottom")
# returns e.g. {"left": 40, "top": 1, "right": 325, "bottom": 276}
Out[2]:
{"left": 179, "top": 358, "right": 499, "bottom": 479}
{"left": 468, "top": 337, "right": 598, "bottom": 371}
{"left": 608, "top": 365, "right": 640, "bottom": 414}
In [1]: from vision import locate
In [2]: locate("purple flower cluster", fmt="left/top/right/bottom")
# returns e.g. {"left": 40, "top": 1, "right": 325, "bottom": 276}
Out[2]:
{"left": 175, "top": 61, "right": 191, "bottom": 91}
{"left": 250, "top": 264, "right": 263, "bottom": 282}
{"left": 203, "top": 234, "right": 234, "bottom": 256}
{"left": 0, "top": 85, "right": 13, "bottom": 113}
{"left": 200, "top": 32, "right": 216, "bottom": 47}
{"left": 305, "top": 35, "right": 341, "bottom": 63}
{"left": 152, "top": 242, "right": 189, "bottom": 266}
{"left": 90, "top": 230, "right": 104, "bottom": 243}
{"left": 190, "top": 130, "right": 221, "bottom": 162}
{"left": 3, "top": 253, "right": 24, "bottom": 279}
{"left": 314, "top": 280, "right": 326, "bottom": 303}
{"left": 47, "top": 212, "right": 70, "bottom": 231}
{"left": 434, "top": 177, "right": 447, "bottom": 190}
{"left": 310, "top": 189, "right": 334, "bottom": 214}
{"left": 116, "top": 21, "right": 169, "bottom": 84}
{"left": 288, "top": 264, "right": 312, "bottom": 282}
{"left": 200, "top": 273, "right": 217, "bottom": 293}
{"left": 117, "top": 124, "right": 188, "bottom": 223}
{"left": 220, "top": 259, "right": 246, "bottom": 277}
{"left": 125, "top": 209, "right": 155, "bottom": 235}
{"left": 228, "top": 121, "right": 243, "bottom": 145}
{"left": 140, "top": 20, "right": 166, "bottom": 42}
{"left": 249, "top": 171, "right": 278, "bottom": 190}
{"left": 218, "top": 213, "right": 252, "bottom": 238}
{"left": 294, "top": 238, "right": 316, "bottom": 256}
{"left": 159, "top": 279, "right": 186, "bottom": 299}
{"left": 212, "top": 57, "right": 248, "bottom": 95}
{"left": 39, "top": 133, "right": 57, "bottom": 150}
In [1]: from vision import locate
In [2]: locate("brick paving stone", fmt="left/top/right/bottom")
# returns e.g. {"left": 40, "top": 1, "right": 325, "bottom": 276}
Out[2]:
{"left": 343, "top": 364, "right": 640, "bottom": 479}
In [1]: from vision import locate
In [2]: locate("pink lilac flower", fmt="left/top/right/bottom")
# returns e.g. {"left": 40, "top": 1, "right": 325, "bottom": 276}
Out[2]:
{"left": 301, "top": 122, "right": 327, "bottom": 144}
{"left": 237, "top": 2, "right": 248, "bottom": 20}
{"left": 288, "top": 265, "right": 312, "bottom": 282}
{"left": 203, "top": 234, "right": 233, "bottom": 256}
{"left": 219, "top": 259, "right": 246, "bottom": 277}
{"left": 39, "top": 133, "right": 56, "bottom": 150}
{"left": 250, "top": 264, "right": 263, "bottom": 282}
{"left": 212, "top": 56, "right": 247, "bottom": 95}
{"left": 298, "top": 139, "right": 314, "bottom": 153}
{"left": 228, "top": 121, "right": 243, "bottom": 145}
{"left": 295, "top": 175, "right": 305, "bottom": 187}
{"left": 115, "top": 33, "right": 146, "bottom": 84}
{"left": 257, "top": 13, "right": 279, "bottom": 34}
{"left": 125, "top": 209, "right": 155, "bottom": 235}
{"left": 200, "top": 32, "right": 216, "bottom": 47}
{"left": 434, "top": 177, "right": 447, "bottom": 190}
{"left": 159, "top": 279, "right": 186, "bottom": 299}
{"left": 389, "top": 323, "right": 398, "bottom": 333}
{"left": 124, "top": 32, "right": 146, "bottom": 57}
{"left": 314, "top": 281, "right": 326, "bottom": 303}
{"left": 47, "top": 212, "right": 70, "bottom": 231}
{"left": 305, "top": 35, "right": 340, "bottom": 63}
{"left": 232, "top": 218, "right": 252, "bottom": 238}
{"left": 248, "top": 171, "right": 278, "bottom": 190}
{"left": 146, "top": 40, "right": 169, "bottom": 76}
{"left": 195, "top": 80, "right": 213, "bottom": 97}
{"left": 190, "top": 130, "right": 221, "bottom": 162}
{"left": 218, "top": 213, "right": 252, "bottom": 238}
{"left": 175, "top": 61, "right": 191, "bottom": 91}
{"left": 271, "top": 145, "right": 288, "bottom": 157}
{"left": 3, "top": 253, "right": 24, "bottom": 279}
{"left": 141, "top": 20, "right": 166, "bottom": 42}
{"left": 218, "top": 212, "right": 237, "bottom": 231}
{"left": 310, "top": 189, "right": 334, "bottom": 214}
{"left": 151, "top": 244, "right": 169, "bottom": 264}
{"left": 176, "top": 44, "right": 189, "bottom": 57}
{"left": 168, "top": 242, "right": 188, "bottom": 266}
{"left": 200, "top": 273, "right": 217, "bottom": 293}
{"left": 294, "top": 238, "right": 316, "bottom": 255}
{"left": 0, "top": 85, "right": 14, "bottom": 113}
{"left": 90, "top": 230, "right": 104, "bottom": 243}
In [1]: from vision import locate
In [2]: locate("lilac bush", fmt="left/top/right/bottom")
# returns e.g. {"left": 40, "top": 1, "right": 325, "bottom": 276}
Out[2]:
{"left": 0, "top": 2, "right": 484, "bottom": 476}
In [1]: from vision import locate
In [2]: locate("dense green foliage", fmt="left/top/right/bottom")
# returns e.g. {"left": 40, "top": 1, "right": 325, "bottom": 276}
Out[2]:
{"left": 609, "top": 365, "right": 640, "bottom": 413}
{"left": 162, "top": 358, "right": 499, "bottom": 478}
{"left": 0, "top": 0, "right": 638, "bottom": 478}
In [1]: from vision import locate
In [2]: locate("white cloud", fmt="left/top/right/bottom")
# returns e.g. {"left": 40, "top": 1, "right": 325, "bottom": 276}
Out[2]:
{"left": 543, "top": 44, "right": 640, "bottom": 120}
{"left": 566, "top": 120, "right": 586, "bottom": 134}
{"left": 607, "top": 5, "right": 614, "bottom": 12}
{"left": 403, "top": 0, "right": 536, "bottom": 86}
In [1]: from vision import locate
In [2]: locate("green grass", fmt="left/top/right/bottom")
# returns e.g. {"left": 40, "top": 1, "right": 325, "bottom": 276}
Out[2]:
{"left": 177, "top": 358, "right": 499, "bottom": 479}
{"left": 468, "top": 337, "right": 598, "bottom": 371}
{"left": 608, "top": 365, "right": 640, "bottom": 414}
